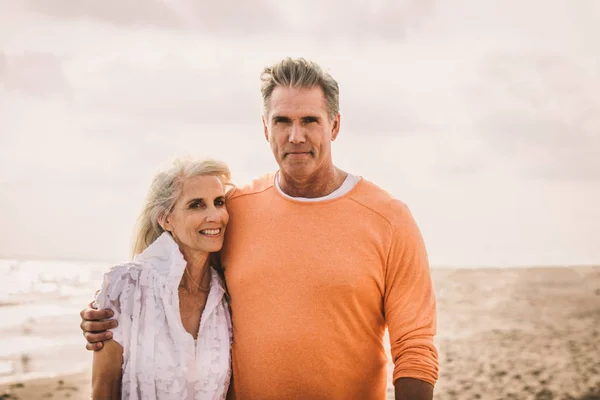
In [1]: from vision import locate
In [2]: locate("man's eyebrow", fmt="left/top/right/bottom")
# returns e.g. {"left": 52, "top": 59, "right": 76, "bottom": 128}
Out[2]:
{"left": 272, "top": 115, "right": 321, "bottom": 122}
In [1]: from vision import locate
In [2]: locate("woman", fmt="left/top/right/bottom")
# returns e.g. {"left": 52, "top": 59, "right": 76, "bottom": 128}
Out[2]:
{"left": 92, "top": 158, "right": 233, "bottom": 400}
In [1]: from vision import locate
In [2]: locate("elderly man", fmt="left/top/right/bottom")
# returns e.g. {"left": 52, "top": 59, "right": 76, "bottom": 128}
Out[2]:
{"left": 81, "top": 57, "right": 438, "bottom": 399}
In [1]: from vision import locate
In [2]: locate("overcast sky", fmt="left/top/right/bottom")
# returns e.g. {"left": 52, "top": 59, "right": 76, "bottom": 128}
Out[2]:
{"left": 1, "top": 0, "right": 598, "bottom": 267}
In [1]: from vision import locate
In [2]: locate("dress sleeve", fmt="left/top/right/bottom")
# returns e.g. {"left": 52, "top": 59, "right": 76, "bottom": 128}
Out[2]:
{"left": 94, "top": 263, "right": 138, "bottom": 347}
{"left": 384, "top": 202, "right": 439, "bottom": 387}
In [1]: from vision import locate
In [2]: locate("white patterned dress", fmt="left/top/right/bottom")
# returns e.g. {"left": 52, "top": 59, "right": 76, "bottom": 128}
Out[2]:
{"left": 95, "top": 233, "right": 232, "bottom": 400}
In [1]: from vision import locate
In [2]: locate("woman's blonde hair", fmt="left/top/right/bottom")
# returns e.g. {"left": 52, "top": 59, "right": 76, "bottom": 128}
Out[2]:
{"left": 131, "top": 157, "right": 233, "bottom": 258}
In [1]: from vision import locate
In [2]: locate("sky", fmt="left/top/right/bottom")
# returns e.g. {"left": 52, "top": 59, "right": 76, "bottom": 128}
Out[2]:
{"left": 0, "top": 0, "right": 598, "bottom": 267}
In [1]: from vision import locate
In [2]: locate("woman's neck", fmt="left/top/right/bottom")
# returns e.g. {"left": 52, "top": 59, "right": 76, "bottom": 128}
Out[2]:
{"left": 180, "top": 250, "right": 211, "bottom": 293}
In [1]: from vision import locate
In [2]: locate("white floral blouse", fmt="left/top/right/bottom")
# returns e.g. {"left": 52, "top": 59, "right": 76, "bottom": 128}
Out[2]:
{"left": 95, "top": 232, "right": 232, "bottom": 400}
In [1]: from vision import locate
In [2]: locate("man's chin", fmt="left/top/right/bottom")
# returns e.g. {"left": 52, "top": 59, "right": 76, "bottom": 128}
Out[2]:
{"left": 280, "top": 162, "right": 314, "bottom": 177}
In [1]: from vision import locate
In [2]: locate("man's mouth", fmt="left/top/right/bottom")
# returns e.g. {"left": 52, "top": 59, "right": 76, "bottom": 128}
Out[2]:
{"left": 199, "top": 228, "right": 222, "bottom": 236}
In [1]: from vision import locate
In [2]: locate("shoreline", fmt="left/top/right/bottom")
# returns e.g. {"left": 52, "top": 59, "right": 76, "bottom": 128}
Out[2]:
{"left": 0, "top": 370, "right": 90, "bottom": 400}
{"left": 0, "top": 366, "right": 91, "bottom": 387}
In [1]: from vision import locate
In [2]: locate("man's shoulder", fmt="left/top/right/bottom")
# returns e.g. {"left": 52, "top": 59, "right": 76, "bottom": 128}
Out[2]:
{"left": 350, "top": 178, "right": 412, "bottom": 225}
{"left": 229, "top": 172, "right": 276, "bottom": 202}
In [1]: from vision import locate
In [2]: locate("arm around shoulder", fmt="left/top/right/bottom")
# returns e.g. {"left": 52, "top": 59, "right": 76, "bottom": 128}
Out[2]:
{"left": 91, "top": 263, "right": 137, "bottom": 346}
{"left": 90, "top": 263, "right": 134, "bottom": 398}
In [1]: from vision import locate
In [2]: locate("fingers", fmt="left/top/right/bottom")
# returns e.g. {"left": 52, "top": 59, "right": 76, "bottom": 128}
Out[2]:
{"left": 84, "top": 330, "right": 113, "bottom": 344}
{"left": 79, "top": 297, "right": 116, "bottom": 352}
{"left": 86, "top": 342, "right": 104, "bottom": 351}
{"left": 80, "top": 319, "right": 117, "bottom": 335}
{"left": 80, "top": 307, "right": 114, "bottom": 322}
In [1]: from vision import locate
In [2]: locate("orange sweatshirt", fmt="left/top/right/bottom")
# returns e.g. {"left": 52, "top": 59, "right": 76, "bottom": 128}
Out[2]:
{"left": 222, "top": 173, "right": 438, "bottom": 400}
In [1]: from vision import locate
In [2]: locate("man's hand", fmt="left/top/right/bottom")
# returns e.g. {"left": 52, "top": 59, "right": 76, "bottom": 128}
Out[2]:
{"left": 80, "top": 301, "right": 117, "bottom": 351}
{"left": 394, "top": 377, "right": 434, "bottom": 400}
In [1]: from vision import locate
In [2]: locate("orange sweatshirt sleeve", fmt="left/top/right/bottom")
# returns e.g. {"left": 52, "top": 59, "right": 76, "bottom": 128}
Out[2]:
{"left": 384, "top": 201, "right": 439, "bottom": 387}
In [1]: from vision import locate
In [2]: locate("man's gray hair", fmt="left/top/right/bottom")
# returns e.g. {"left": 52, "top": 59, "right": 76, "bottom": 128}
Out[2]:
{"left": 260, "top": 57, "right": 340, "bottom": 119}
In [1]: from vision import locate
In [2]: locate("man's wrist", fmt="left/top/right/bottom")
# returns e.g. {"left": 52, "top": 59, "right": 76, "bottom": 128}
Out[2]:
{"left": 394, "top": 377, "right": 434, "bottom": 400}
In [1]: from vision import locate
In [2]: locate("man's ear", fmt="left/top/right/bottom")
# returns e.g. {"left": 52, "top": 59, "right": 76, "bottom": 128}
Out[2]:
{"left": 262, "top": 115, "right": 269, "bottom": 142}
{"left": 331, "top": 113, "right": 341, "bottom": 141}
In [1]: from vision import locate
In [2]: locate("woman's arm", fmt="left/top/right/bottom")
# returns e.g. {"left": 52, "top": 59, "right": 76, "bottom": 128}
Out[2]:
{"left": 92, "top": 339, "right": 123, "bottom": 400}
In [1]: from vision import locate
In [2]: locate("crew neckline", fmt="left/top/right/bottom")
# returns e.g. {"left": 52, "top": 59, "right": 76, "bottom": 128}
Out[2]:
{"left": 274, "top": 171, "right": 361, "bottom": 203}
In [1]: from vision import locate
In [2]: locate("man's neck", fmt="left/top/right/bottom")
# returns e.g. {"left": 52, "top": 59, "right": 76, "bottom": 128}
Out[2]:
{"left": 278, "top": 167, "right": 348, "bottom": 198}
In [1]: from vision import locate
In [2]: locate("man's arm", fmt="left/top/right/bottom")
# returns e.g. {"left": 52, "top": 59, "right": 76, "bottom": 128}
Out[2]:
{"left": 394, "top": 377, "right": 434, "bottom": 400}
{"left": 80, "top": 301, "right": 118, "bottom": 351}
{"left": 384, "top": 202, "right": 439, "bottom": 400}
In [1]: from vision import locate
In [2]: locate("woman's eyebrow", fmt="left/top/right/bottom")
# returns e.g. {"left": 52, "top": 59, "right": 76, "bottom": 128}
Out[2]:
{"left": 186, "top": 197, "right": 204, "bottom": 205}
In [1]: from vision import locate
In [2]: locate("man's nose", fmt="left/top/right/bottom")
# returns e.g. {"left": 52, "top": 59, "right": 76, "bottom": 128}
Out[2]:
{"left": 288, "top": 123, "right": 306, "bottom": 144}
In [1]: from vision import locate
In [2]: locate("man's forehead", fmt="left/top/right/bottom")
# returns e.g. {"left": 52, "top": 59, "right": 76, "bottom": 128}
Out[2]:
{"left": 267, "top": 86, "right": 327, "bottom": 117}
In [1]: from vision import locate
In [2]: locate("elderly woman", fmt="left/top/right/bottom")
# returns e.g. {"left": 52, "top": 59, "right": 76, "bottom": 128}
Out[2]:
{"left": 92, "top": 158, "right": 233, "bottom": 400}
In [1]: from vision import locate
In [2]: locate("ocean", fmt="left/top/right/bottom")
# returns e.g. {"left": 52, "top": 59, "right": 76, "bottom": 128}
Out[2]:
{"left": 0, "top": 258, "right": 109, "bottom": 384}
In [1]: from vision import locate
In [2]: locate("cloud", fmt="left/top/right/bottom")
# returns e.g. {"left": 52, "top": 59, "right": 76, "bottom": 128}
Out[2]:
{"left": 23, "top": 0, "right": 435, "bottom": 39}
{"left": 468, "top": 51, "right": 600, "bottom": 180}
{"left": 341, "top": 100, "right": 432, "bottom": 136}
{"left": 0, "top": 51, "right": 70, "bottom": 97}
{"left": 475, "top": 115, "right": 600, "bottom": 181}
{"left": 340, "top": 78, "right": 435, "bottom": 135}
{"left": 62, "top": 56, "right": 262, "bottom": 126}
{"left": 23, "top": 0, "right": 281, "bottom": 32}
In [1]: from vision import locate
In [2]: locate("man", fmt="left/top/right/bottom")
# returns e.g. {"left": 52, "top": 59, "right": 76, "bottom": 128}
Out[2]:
{"left": 81, "top": 57, "right": 439, "bottom": 399}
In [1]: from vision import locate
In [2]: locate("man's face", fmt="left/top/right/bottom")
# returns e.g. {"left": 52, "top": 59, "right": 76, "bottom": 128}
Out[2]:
{"left": 262, "top": 86, "right": 340, "bottom": 180}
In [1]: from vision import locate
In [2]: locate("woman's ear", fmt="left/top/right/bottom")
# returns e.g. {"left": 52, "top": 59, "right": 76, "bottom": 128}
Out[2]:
{"left": 158, "top": 212, "right": 171, "bottom": 233}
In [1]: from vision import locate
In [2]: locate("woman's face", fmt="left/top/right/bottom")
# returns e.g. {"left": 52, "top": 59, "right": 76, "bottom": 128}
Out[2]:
{"left": 162, "top": 175, "right": 229, "bottom": 259}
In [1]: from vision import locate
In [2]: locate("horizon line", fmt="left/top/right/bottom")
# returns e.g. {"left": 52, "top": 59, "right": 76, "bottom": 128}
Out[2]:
{"left": 0, "top": 256, "right": 598, "bottom": 270}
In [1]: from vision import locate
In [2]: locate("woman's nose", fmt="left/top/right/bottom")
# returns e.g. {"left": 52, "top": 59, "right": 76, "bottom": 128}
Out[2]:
{"left": 205, "top": 207, "right": 222, "bottom": 222}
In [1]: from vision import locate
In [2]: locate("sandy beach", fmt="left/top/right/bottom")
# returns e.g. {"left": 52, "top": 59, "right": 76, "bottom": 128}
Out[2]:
{"left": 1, "top": 265, "right": 599, "bottom": 400}
{"left": 0, "top": 372, "right": 88, "bottom": 400}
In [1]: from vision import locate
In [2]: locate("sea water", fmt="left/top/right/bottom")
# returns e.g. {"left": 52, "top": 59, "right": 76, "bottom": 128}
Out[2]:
{"left": 0, "top": 258, "right": 109, "bottom": 383}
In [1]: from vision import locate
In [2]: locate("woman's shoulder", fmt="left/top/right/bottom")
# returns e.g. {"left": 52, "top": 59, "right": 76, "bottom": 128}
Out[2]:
{"left": 102, "top": 261, "right": 154, "bottom": 286}
{"left": 95, "top": 260, "right": 164, "bottom": 308}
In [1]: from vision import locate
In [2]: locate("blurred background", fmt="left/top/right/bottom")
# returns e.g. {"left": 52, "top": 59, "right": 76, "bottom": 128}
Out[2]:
{"left": 0, "top": 1, "right": 599, "bottom": 399}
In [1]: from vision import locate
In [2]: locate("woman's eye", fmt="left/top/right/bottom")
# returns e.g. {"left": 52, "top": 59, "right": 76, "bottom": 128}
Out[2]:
{"left": 215, "top": 200, "right": 225, "bottom": 207}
